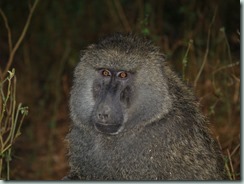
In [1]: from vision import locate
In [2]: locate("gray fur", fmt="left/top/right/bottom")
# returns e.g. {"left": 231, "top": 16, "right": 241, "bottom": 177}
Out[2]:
{"left": 65, "top": 33, "right": 227, "bottom": 180}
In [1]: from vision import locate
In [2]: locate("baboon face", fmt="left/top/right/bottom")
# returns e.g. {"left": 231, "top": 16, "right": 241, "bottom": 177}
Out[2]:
{"left": 70, "top": 34, "right": 172, "bottom": 136}
{"left": 91, "top": 68, "right": 133, "bottom": 134}
{"left": 67, "top": 34, "right": 227, "bottom": 180}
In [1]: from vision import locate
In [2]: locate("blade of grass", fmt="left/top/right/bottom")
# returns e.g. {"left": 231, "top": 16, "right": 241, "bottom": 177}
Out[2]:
{"left": 194, "top": 8, "right": 217, "bottom": 88}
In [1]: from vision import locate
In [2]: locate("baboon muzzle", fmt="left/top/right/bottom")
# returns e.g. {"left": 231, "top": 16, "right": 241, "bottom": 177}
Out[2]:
{"left": 94, "top": 92, "right": 124, "bottom": 135}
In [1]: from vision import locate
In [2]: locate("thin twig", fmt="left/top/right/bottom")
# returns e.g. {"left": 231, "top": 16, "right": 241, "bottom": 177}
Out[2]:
{"left": 113, "top": 0, "right": 131, "bottom": 32}
{"left": 220, "top": 27, "right": 233, "bottom": 65}
{"left": 0, "top": 9, "right": 13, "bottom": 53}
{"left": 227, "top": 149, "right": 235, "bottom": 180}
{"left": 194, "top": 8, "right": 217, "bottom": 88}
{"left": 182, "top": 39, "right": 193, "bottom": 81}
{"left": 230, "top": 143, "right": 240, "bottom": 157}
{"left": 213, "top": 61, "right": 239, "bottom": 74}
{"left": 211, "top": 61, "right": 240, "bottom": 93}
{"left": 216, "top": 136, "right": 232, "bottom": 180}
{"left": 105, "top": 0, "right": 119, "bottom": 25}
{"left": 2, "top": 0, "right": 39, "bottom": 78}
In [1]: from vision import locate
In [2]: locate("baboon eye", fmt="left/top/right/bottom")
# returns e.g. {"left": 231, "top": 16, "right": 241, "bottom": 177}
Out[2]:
{"left": 101, "top": 69, "right": 111, "bottom": 77}
{"left": 117, "top": 71, "right": 128, "bottom": 79}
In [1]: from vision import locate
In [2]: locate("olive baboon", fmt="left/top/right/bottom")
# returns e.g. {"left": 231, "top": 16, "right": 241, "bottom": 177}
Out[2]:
{"left": 65, "top": 33, "right": 226, "bottom": 180}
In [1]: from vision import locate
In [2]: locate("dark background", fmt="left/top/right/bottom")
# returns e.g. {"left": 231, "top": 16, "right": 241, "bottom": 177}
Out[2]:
{"left": 0, "top": 0, "right": 240, "bottom": 180}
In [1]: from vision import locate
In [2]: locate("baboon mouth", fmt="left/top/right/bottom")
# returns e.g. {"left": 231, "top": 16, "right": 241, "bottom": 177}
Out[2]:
{"left": 94, "top": 123, "right": 122, "bottom": 135}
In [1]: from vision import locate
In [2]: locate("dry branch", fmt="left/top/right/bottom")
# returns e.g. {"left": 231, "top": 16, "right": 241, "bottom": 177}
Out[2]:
{"left": 0, "top": 0, "right": 39, "bottom": 79}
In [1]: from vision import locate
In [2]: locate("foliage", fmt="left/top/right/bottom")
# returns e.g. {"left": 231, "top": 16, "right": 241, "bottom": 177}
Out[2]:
{"left": 0, "top": 0, "right": 38, "bottom": 180}
{"left": 0, "top": 69, "right": 28, "bottom": 180}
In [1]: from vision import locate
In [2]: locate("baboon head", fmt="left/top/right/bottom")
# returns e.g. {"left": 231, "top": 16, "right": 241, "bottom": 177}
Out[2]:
{"left": 70, "top": 33, "right": 172, "bottom": 135}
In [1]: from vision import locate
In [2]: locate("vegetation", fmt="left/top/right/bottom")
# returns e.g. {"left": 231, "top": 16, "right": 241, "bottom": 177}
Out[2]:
{"left": 0, "top": 0, "right": 240, "bottom": 180}
{"left": 0, "top": 69, "right": 28, "bottom": 180}
{"left": 0, "top": 0, "right": 38, "bottom": 180}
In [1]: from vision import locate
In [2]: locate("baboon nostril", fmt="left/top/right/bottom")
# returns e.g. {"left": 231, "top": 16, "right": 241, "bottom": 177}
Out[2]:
{"left": 97, "top": 105, "right": 111, "bottom": 122}
{"left": 98, "top": 113, "right": 109, "bottom": 122}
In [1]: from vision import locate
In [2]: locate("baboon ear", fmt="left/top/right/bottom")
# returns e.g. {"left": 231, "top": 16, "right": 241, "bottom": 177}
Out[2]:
{"left": 155, "top": 53, "right": 167, "bottom": 65}
{"left": 79, "top": 50, "right": 85, "bottom": 58}
{"left": 87, "top": 44, "right": 96, "bottom": 49}
{"left": 79, "top": 44, "right": 97, "bottom": 58}
{"left": 161, "top": 53, "right": 167, "bottom": 62}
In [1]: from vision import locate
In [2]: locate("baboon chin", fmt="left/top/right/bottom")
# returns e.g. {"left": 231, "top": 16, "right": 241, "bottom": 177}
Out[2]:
{"left": 65, "top": 33, "right": 227, "bottom": 180}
